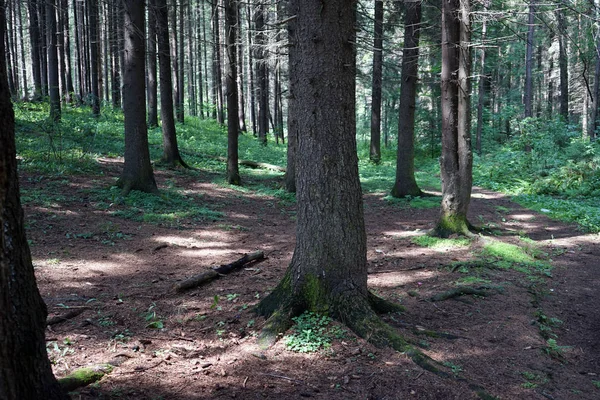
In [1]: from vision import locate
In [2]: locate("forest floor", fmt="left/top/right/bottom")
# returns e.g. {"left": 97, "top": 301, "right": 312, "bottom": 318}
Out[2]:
{"left": 24, "top": 160, "right": 599, "bottom": 400}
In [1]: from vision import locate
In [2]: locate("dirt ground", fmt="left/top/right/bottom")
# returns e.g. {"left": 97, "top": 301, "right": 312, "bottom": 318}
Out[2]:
{"left": 23, "top": 161, "right": 599, "bottom": 399}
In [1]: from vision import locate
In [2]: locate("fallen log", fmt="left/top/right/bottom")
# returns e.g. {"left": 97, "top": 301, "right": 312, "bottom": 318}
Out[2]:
{"left": 173, "top": 251, "right": 265, "bottom": 293}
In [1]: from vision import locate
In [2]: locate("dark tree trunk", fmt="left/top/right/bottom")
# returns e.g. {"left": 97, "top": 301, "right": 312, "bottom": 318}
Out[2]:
{"left": 475, "top": 11, "right": 487, "bottom": 156}
{"left": 47, "top": 0, "right": 61, "bottom": 121}
{"left": 557, "top": 8, "right": 568, "bottom": 121}
{"left": 38, "top": 0, "right": 48, "bottom": 96}
{"left": 590, "top": 33, "right": 600, "bottom": 141}
{"left": 211, "top": 0, "right": 224, "bottom": 123}
{"left": 255, "top": 4, "right": 268, "bottom": 144}
{"left": 369, "top": 0, "right": 383, "bottom": 163}
{"left": 524, "top": 1, "right": 535, "bottom": 119}
{"left": 155, "top": 0, "right": 188, "bottom": 168}
{"left": 110, "top": 0, "right": 121, "bottom": 108}
{"left": 28, "top": 0, "right": 42, "bottom": 99}
{"left": 147, "top": 0, "right": 158, "bottom": 125}
{"left": 256, "top": 0, "right": 406, "bottom": 352}
{"left": 433, "top": 0, "right": 474, "bottom": 237}
{"left": 197, "top": 1, "right": 205, "bottom": 119}
{"left": 60, "top": 0, "right": 73, "bottom": 101}
{"left": 225, "top": 0, "right": 240, "bottom": 184}
{"left": 17, "top": 0, "right": 29, "bottom": 99}
{"left": 246, "top": 3, "right": 256, "bottom": 134}
{"left": 117, "top": 0, "right": 158, "bottom": 195}
{"left": 237, "top": 4, "right": 246, "bottom": 132}
{"left": 391, "top": 0, "right": 422, "bottom": 198}
{"left": 201, "top": 1, "right": 209, "bottom": 119}
{"left": 0, "top": 2, "right": 68, "bottom": 396}
{"left": 177, "top": 0, "right": 185, "bottom": 123}
{"left": 186, "top": 0, "right": 197, "bottom": 117}
{"left": 73, "top": 0, "right": 83, "bottom": 102}
{"left": 88, "top": 0, "right": 100, "bottom": 115}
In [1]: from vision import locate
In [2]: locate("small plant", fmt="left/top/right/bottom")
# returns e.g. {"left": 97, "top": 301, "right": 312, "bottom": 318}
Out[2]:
{"left": 443, "top": 361, "right": 463, "bottom": 376}
{"left": 210, "top": 295, "right": 222, "bottom": 310}
{"left": 592, "top": 380, "right": 600, "bottom": 389}
{"left": 142, "top": 303, "right": 164, "bottom": 329}
{"left": 543, "top": 338, "right": 570, "bottom": 359}
{"left": 226, "top": 293, "right": 240, "bottom": 301}
{"left": 284, "top": 312, "right": 347, "bottom": 353}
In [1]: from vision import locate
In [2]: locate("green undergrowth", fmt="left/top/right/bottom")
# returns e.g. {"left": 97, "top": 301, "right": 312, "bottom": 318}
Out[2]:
{"left": 411, "top": 235, "right": 472, "bottom": 248}
{"left": 283, "top": 311, "right": 348, "bottom": 353}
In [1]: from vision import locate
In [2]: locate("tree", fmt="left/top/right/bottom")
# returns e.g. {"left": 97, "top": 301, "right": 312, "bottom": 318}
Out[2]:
{"left": 524, "top": 1, "right": 535, "bottom": 118}
{"left": 254, "top": 3, "right": 268, "bottom": 144}
{"left": 225, "top": 0, "right": 240, "bottom": 184}
{"left": 256, "top": 0, "right": 409, "bottom": 353}
{"left": 47, "top": 0, "right": 61, "bottom": 121}
{"left": 147, "top": 0, "right": 158, "bottom": 126}
{"left": 116, "top": 0, "right": 158, "bottom": 195}
{"left": 28, "top": 0, "right": 43, "bottom": 99}
{"left": 391, "top": 0, "right": 423, "bottom": 198}
{"left": 0, "top": 1, "right": 68, "bottom": 396}
{"left": 88, "top": 0, "right": 100, "bottom": 115}
{"left": 369, "top": 0, "right": 383, "bottom": 163}
{"left": 432, "top": 0, "right": 474, "bottom": 237}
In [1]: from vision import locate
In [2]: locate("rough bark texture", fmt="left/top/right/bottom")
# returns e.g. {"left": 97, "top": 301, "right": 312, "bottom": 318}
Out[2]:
{"left": 117, "top": 0, "right": 158, "bottom": 195}
{"left": 225, "top": 0, "right": 241, "bottom": 185}
{"left": 369, "top": 0, "right": 383, "bottom": 163}
{"left": 155, "top": 0, "right": 187, "bottom": 168}
{"left": 433, "top": 0, "right": 473, "bottom": 237}
{"left": 47, "top": 0, "right": 61, "bottom": 121}
{"left": 391, "top": 0, "right": 422, "bottom": 198}
{"left": 0, "top": 3, "right": 68, "bottom": 397}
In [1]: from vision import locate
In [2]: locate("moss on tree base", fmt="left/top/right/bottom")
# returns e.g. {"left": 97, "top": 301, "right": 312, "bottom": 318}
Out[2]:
{"left": 430, "top": 213, "right": 477, "bottom": 238}
{"left": 58, "top": 365, "right": 113, "bottom": 392}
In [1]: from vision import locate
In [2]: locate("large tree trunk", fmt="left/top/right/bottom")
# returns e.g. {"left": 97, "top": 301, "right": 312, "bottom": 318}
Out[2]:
{"left": 47, "top": 0, "right": 61, "bottom": 121}
{"left": 524, "top": 1, "right": 535, "bottom": 119}
{"left": 147, "top": 0, "right": 158, "bottom": 125}
{"left": 369, "top": 0, "right": 383, "bottom": 163}
{"left": 391, "top": 0, "right": 422, "bottom": 198}
{"left": 0, "top": 2, "right": 68, "bottom": 397}
{"left": 432, "top": 0, "right": 474, "bottom": 237}
{"left": 256, "top": 0, "right": 405, "bottom": 351}
{"left": 225, "top": 0, "right": 240, "bottom": 184}
{"left": 155, "top": 0, "right": 188, "bottom": 168}
{"left": 117, "top": 0, "right": 158, "bottom": 195}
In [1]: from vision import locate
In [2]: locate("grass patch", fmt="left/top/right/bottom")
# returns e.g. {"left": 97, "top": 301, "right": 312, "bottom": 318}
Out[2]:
{"left": 411, "top": 235, "right": 472, "bottom": 248}
{"left": 454, "top": 276, "right": 491, "bottom": 286}
{"left": 479, "top": 239, "right": 552, "bottom": 279}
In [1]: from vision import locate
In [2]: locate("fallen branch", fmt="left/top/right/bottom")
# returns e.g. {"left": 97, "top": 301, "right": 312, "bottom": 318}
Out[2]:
{"left": 58, "top": 354, "right": 132, "bottom": 392}
{"left": 47, "top": 307, "right": 90, "bottom": 326}
{"left": 429, "top": 286, "right": 490, "bottom": 302}
{"left": 173, "top": 251, "right": 266, "bottom": 293}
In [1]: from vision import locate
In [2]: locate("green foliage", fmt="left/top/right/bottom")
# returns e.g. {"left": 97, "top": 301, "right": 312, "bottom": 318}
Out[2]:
{"left": 284, "top": 312, "right": 347, "bottom": 353}
{"left": 543, "top": 338, "right": 570, "bottom": 359}
{"left": 481, "top": 240, "right": 552, "bottom": 279}
{"left": 520, "top": 371, "right": 548, "bottom": 389}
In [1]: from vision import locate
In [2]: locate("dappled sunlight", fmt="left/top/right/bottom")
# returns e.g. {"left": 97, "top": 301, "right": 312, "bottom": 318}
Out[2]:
{"left": 471, "top": 190, "right": 508, "bottom": 200}
{"left": 153, "top": 234, "right": 232, "bottom": 249}
{"left": 509, "top": 212, "right": 537, "bottom": 221}
{"left": 382, "top": 229, "right": 424, "bottom": 238}
{"left": 368, "top": 270, "right": 436, "bottom": 288}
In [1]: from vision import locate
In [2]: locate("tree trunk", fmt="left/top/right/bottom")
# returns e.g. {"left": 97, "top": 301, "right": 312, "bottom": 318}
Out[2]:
{"left": 475, "top": 10, "right": 487, "bottom": 156}
{"left": 557, "top": 8, "right": 568, "bottom": 121}
{"left": 211, "top": 0, "right": 224, "bottom": 123}
{"left": 256, "top": 0, "right": 406, "bottom": 352}
{"left": 237, "top": 4, "right": 247, "bottom": 132}
{"left": 47, "top": 0, "right": 61, "bottom": 121}
{"left": 225, "top": 0, "right": 240, "bottom": 184}
{"left": 0, "top": 2, "right": 69, "bottom": 396}
{"left": 28, "top": 0, "right": 42, "bottom": 99}
{"left": 110, "top": 0, "right": 121, "bottom": 108}
{"left": 201, "top": 1, "right": 209, "bottom": 119}
{"left": 88, "top": 0, "right": 100, "bottom": 115}
{"left": 391, "top": 0, "right": 422, "bottom": 198}
{"left": 246, "top": 3, "right": 257, "bottom": 134}
{"left": 433, "top": 0, "right": 473, "bottom": 237}
{"left": 17, "top": 0, "right": 29, "bottom": 99}
{"left": 117, "top": 0, "right": 158, "bottom": 195}
{"left": 155, "top": 0, "right": 188, "bottom": 168}
{"left": 186, "top": 0, "right": 197, "bottom": 117}
{"left": 73, "top": 0, "right": 83, "bottom": 103}
{"left": 147, "top": 0, "right": 158, "bottom": 125}
{"left": 38, "top": 0, "right": 48, "bottom": 96}
{"left": 369, "top": 0, "right": 383, "bottom": 163}
{"left": 255, "top": 4, "right": 268, "bottom": 144}
{"left": 590, "top": 32, "right": 600, "bottom": 141}
{"left": 177, "top": 0, "right": 185, "bottom": 123}
{"left": 524, "top": 1, "right": 535, "bottom": 119}
{"left": 60, "top": 0, "right": 73, "bottom": 101}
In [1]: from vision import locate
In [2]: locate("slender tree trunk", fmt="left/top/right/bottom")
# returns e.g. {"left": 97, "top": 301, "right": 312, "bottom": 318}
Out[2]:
{"left": 4, "top": 3, "right": 15, "bottom": 96}
{"left": 47, "top": 0, "right": 61, "bottom": 121}
{"left": 177, "top": 0, "right": 185, "bottom": 123}
{"left": 201, "top": 1, "right": 209, "bottom": 118}
{"left": 391, "top": 0, "right": 422, "bottom": 198}
{"left": 590, "top": 33, "right": 600, "bottom": 140}
{"left": 88, "top": 0, "right": 100, "bottom": 115}
{"left": 225, "top": 0, "right": 240, "bottom": 184}
{"left": 61, "top": 0, "right": 73, "bottom": 101}
{"left": 186, "top": 0, "right": 197, "bottom": 117}
{"left": 255, "top": 3, "right": 268, "bottom": 144}
{"left": 57, "top": 0, "right": 68, "bottom": 102}
{"left": 29, "top": 0, "right": 43, "bottom": 99}
{"left": 117, "top": 0, "right": 158, "bottom": 195}
{"left": 17, "top": 0, "right": 29, "bottom": 99}
{"left": 369, "top": 0, "right": 383, "bottom": 163}
{"left": 246, "top": 3, "right": 256, "bottom": 135}
{"left": 155, "top": 0, "right": 188, "bottom": 168}
{"left": 110, "top": 0, "right": 121, "bottom": 108}
{"left": 524, "top": 1, "right": 535, "bottom": 118}
{"left": 38, "top": 0, "right": 48, "bottom": 96}
{"left": 557, "top": 8, "right": 568, "bottom": 121}
{"left": 547, "top": 57, "right": 554, "bottom": 118}
{"left": 433, "top": 0, "right": 474, "bottom": 237}
{"left": 196, "top": 1, "right": 205, "bottom": 119}
{"left": 147, "top": 0, "right": 158, "bottom": 125}
{"left": 475, "top": 9, "right": 487, "bottom": 156}
{"left": 237, "top": 3, "right": 246, "bottom": 132}
{"left": 0, "top": 2, "right": 69, "bottom": 396}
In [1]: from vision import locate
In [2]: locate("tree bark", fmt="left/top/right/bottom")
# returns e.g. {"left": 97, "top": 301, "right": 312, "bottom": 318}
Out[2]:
{"left": 60, "top": 0, "right": 73, "bottom": 101}
{"left": 391, "top": 0, "right": 422, "bottom": 198}
{"left": 246, "top": 3, "right": 257, "bottom": 134}
{"left": 475, "top": 7, "right": 487, "bottom": 156}
{"left": 147, "top": 0, "right": 158, "bottom": 125}
{"left": 211, "top": 0, "right": 224, "bottom": 123}
{"left": 557, "top": 8, "right": 568, "bottom": 121}
{"left": 177, "top": 0, "right": 185, "bottom": 123}
{"left": 110, "top": 0, "right": 121, "bottom": 108}
{"left": 255, "top": 3, "right": 268, "bottom": 144}
{"left": 28, "top": 0, "right": 43, "bottom": 99}
{"left": 524, "top": 1, "right": 535, "bottom": 119}
{"left": 369, "top": 0, "right": 383, "bottom": 163}
{"left": 117, "top": 0, "right": 158, "bottom": 195}
{"left": 47, "top": 0, "right": 61, "bottom": 121}
{"left": 225, "top": 0, "right": 241, "bottom": 184}
{"left": 0, "top": 2, "right": 69, "bottom": 396}
{"left": 88, "top": 0, "right": 100, "bottom": 115}
{"left": 432, "top": 0, "right": 474, "bottom": 237}
{"left": 155, "top": 0, "right": 188, "bottom": 168}
{"left": 237, "top": 3, "right": 247, "bottom": 132}
{"left": 16, "top": 0, "right": 29, "bottom": 99}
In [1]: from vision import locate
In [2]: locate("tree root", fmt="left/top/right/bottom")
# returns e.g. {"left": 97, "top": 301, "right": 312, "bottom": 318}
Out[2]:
{"left": 58, "top": 354, "right": 131, "bottom": 392}
{"left": 429, "top": 286, "right": 491, "bottom": 302}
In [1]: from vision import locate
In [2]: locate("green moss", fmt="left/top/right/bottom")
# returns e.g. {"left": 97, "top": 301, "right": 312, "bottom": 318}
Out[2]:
{"left": 59, "top": 365, "right": 112, "bottom": 392}
{"left": 431, "top": 213, "right": 473, "bottom": 238}
{"left": 412, "top": 235, "right": 472, "bottom": 249}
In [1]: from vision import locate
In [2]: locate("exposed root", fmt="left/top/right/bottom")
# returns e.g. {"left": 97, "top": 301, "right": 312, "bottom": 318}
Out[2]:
{"left": 368, "top": 291, "right": 405, "bottom": 314}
